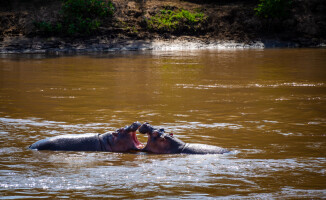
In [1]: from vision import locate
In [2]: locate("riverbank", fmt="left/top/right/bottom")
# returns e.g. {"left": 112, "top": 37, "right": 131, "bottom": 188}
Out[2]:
{"left": 2, "top": 36, "right": 306, "bottom": 53}
{"left": 1, "top": 0, "right": 325, "bottom": 53}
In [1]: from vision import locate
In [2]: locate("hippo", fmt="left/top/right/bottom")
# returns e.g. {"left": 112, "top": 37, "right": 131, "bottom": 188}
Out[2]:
{"left": 138, "top": 122, "right": 230, "bottom": 154}
{"left": 29, "top": 122, "right": 143, "bottom": 152}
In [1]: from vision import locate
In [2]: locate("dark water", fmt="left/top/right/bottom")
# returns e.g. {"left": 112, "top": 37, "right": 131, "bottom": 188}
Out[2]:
{"left": 1, "top": 49, "right": 326, "bottom": 199}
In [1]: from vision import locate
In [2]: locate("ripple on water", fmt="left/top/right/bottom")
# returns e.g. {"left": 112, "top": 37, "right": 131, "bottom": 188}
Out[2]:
{"left": 161, "top": 121, "right": 243, "bottom": 133}
{"left": 0, "top": 116, "right": 115, "bottom": 137}
{"left": 1, "top": 150, "right": 325, "bottom": 198}
{"left": 176, "top": 82, "right": 325, "bottom": 90}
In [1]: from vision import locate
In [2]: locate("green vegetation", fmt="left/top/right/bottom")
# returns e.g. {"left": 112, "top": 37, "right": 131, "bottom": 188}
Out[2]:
{"left": 34, "top": 0, "right": 114, "bottom": 36}
{"left": 146, "top": 8, "right": 207, "bottom": 34}
{"left": 255, "top": 0, "right": 292, "bottom": 19}
{"left": 119, "top": 20, "right": 139, "bottom": 34}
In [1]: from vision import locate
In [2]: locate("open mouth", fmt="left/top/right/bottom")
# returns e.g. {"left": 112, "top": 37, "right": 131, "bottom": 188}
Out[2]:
{"left": 125, "top": 121, "right": 144, "bottom": 150}
{"left": 137, "top": 122, "right": 154, "bottom": 150}
{"left": 131, "top": 131, "right": 144, "bottom": 149}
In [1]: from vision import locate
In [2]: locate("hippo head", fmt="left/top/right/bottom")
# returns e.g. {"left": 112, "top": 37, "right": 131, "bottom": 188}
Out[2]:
{"left": 109, "top": 122, "right": 143, "bottom": 152}
{"left": 138, "top": 122, "right": 185, "bottom": 154}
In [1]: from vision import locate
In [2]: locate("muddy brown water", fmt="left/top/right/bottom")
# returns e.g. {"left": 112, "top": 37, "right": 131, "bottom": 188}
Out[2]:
{"left": 1, "top": 49, "right": 326, "bottom": 199}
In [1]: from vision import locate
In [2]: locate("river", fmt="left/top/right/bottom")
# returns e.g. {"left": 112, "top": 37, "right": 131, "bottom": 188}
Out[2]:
{"left": 1, "top": 49, "right": 326, "bottom": 199}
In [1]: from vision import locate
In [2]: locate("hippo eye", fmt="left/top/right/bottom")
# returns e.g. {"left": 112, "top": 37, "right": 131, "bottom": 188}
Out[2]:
{"left": 169, "top": 133, "right": 173, "bottom": 137}
{"left": 117, "top": 128, "right": 125, "bottom": 133}
{"left": 159, "top": 135, "right": 166, "bottom": 141}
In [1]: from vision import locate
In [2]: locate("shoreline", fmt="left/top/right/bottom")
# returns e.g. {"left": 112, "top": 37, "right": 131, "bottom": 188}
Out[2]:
{"left": 1, "top": 36, "right": 325, "bottom": 54}
{"left": 1, "top": 0, "right": 325, "bottom": 53}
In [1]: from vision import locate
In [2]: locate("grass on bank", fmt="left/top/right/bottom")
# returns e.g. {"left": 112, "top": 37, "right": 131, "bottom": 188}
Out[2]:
{"left": 146, "top": 8, "right": 207, "bottom": 34}
{"left": 33, "top": 0, "right": 292, "bottom": 37}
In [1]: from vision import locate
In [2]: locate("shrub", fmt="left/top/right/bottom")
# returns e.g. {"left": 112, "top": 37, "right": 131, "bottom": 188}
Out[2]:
{"left": 34, "top": 0, "right": 114, "bottom": 36}
{"left": 146, "top": 8, "right": 207, "bottom": 33}
{"left": 33, "top": 21, "right": 54, "bottom": 34}
{"left": 254, "top": 0, "right": 292, "bottom": 19}
{"left": 61, "top": 0, "right": 114, "bottom": 20}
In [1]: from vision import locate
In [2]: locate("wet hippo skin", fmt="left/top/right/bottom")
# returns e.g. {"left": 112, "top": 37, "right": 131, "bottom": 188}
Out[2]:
{"left": 139, "top": 122, "right": 230, "bottom": 154}
{"left": 29, "top": 122, "right": 143, "bottom": 152}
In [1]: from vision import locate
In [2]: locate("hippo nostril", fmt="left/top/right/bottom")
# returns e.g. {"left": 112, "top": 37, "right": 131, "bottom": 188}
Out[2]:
{"left": 139, "top": 122, "right": 154, "bottom": 134}
{"left": 138, "top": 125, "right": 149, "bottom": 134}
{"left": 125, "top": 121, "right": 142, "bottom": 132}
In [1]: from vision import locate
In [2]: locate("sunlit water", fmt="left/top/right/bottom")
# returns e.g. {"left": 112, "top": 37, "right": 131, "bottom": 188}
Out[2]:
{"left": 1, "top": 49, "right": 326, "bottom": 199}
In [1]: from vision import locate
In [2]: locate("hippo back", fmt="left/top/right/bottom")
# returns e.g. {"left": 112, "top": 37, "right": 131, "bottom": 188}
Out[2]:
{"left": 29, "top": 133, "right": 103, "bottom": 151}
{"left": 181, "top": 143, "right": 230, "bottom": 154}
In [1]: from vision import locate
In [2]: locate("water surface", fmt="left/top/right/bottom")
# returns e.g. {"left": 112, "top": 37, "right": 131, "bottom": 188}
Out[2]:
{"left": 1, "top": 49, "right": 326, "bottom": 199}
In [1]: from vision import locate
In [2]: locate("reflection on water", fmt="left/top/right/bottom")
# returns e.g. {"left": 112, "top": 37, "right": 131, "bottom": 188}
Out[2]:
{"left": 1, "top": 49, "right": 326, "bottom": 198}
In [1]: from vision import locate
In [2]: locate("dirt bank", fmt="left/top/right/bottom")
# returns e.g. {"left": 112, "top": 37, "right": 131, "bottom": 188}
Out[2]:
{"left": 0, "top": 0, "right": 325, "bottom": 53}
